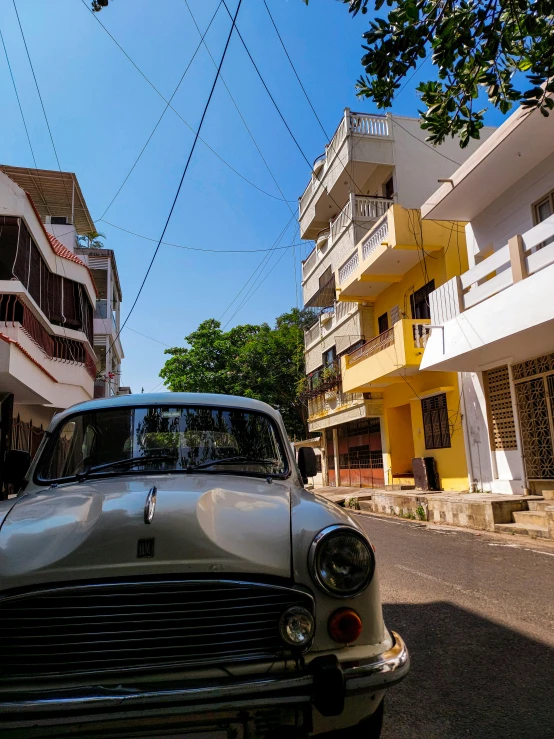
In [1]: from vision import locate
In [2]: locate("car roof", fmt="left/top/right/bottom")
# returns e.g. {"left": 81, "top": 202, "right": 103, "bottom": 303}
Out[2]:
{"left": 52, "top": 393, "right": 281, "bottom": 425}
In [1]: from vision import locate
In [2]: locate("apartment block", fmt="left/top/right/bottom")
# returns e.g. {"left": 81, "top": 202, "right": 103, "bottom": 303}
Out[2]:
{"left": 300, "top": 110, "right": 493, "bottom": 490}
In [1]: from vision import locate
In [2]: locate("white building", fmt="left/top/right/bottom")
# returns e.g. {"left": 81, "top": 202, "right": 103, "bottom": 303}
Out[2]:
{"left": 75, "top": 247, "right": 124, "bottom": 398}
{"left": 420, "top": 100, "right": 554, "bottom": 497}
{"left": 0, "top": 168, "right": 98, "bottom": 483}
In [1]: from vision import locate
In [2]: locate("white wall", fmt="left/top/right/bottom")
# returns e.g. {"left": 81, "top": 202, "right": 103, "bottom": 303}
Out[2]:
{"left": 465, "top": 150, "right": 554, "bottom": 266}
{"left": 44, "top": 223, "right": 77, "bottom": 253}
{"left": 391, "top": 117, "right": 496, "bottom": 211}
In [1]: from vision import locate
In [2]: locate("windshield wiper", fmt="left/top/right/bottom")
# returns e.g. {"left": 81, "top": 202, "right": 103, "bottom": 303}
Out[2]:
{"left": 76, "top": 455, "right": 177, "bottom": 481}
{"left": 188, "top": 456, "right": 279, "bottom": 472}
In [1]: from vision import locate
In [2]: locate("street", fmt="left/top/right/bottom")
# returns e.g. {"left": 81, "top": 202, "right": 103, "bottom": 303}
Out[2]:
{"left": 355, "top": 513, "right": 554, "bottom": 739}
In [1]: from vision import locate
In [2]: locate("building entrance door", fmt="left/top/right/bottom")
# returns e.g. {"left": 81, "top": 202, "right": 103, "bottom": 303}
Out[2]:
{"left": 514, "top": 371, "right": 554, "bottom": 481}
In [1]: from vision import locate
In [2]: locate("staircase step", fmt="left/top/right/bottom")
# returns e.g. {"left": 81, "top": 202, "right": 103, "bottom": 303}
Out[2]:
{"left": 513, "top": 510, "right": 547, "bottom": 526}
{"left": 494, "top": 523, "right": 551, "bottom": 539}
{"left": 541, "top": 489, "right": 554, "bottom": 500}
{"left": 528, "top": 500, "right": 550, "bottom": 511}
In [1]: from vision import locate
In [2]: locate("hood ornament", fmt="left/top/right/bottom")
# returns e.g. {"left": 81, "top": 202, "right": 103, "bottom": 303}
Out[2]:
{"left": 144, "top": 487, "right": 157, "bottom": 524}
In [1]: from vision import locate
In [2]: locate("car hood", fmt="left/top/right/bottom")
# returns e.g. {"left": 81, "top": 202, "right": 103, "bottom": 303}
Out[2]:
{"left": 0, "top": 474, "right": 292, "bottom": 590}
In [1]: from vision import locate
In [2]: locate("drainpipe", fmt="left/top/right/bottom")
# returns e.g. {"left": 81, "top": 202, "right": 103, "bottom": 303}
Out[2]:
{"left": 459, "top": 373, "right": 476, "bottom": 492}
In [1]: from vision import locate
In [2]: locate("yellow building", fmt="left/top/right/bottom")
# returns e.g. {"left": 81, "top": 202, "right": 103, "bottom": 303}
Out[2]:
{"left": 298, "top": 110, "right": 494, "bottom": 492}
{"left": 337, "top": 205, "right": 469, "bottom": 490}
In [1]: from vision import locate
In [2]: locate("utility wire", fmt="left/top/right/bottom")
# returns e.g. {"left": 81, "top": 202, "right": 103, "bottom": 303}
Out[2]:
{"left": 99, "top": 1, "right": 223, "bottom": 219}
{"left": 110, "top": 0, "right": 243, "bottom": 352}
{"left": 12, "top": 1, "right": 73, "bottom": 209}
{"left": 392, "top": 117, "right": 463, "bottom": 166}
{"left": 125, "top": 326, "right": 172, "bottom": 347}
{"left": 182, "top": 0, "right": 294, "bottom": 217}
{"left": 0, "top": 24, "right": 53, "bottom": 216}
{"left": 219, "top": 214, "right": 296, "bottom": 320}
{"left": 80, "top": 0, "right": 293, "bottom": 204}
{"left": 100, "top": 217, "right": 303, "bottom": 253}
{"left": 0, "top": 26, "right": 38, "bottom": 171}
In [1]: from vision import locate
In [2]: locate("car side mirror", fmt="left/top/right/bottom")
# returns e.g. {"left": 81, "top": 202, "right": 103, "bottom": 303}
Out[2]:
{"left": 297, "top": 447, "right": 317, "bottom": 484}
{"left": 2, "top": 449, "right": 31, "bottom": 488}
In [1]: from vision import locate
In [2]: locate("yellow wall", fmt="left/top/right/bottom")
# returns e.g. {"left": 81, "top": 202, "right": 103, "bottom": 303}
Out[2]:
{"left": 382, "top": 372, "right": 469, "bottom": 491}
{"left": 387, "top": 404, "right": 414, "bottom": 476}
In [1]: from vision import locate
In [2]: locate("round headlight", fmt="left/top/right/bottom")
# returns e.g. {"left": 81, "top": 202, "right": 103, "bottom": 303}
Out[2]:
{"left": 279, "top": 606, "right": 315, "bottom": 647}
{"left": 310, "top": 525, "right": 375, "bottom": 597}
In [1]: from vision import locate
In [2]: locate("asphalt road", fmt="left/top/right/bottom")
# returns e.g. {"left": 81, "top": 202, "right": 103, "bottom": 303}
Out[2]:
{"left": 355, "top": 514, "right": 554, "bottom": 739}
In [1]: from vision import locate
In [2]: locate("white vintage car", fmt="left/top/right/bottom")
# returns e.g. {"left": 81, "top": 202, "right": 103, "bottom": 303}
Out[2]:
{"left": 0, "top": 393, "right": 408, "bottom": 738}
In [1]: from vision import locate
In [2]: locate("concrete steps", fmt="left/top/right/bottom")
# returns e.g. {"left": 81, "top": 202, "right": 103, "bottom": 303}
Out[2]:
{"left": 494, "top": 522, "right": 551, "bottom": 539}
{"left": 528, "top": 500, "right": 551, "bottom": 511}
{"left": 541, "top": 489, "right": 554, "bottom": 500}
{"left": 513, "top": 510, "right": 548, "bottom": 527}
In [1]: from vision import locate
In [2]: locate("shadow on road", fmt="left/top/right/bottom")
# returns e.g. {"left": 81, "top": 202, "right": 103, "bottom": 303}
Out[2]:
{"left": 382, "top": 601, "right": 554, "bottom": 739}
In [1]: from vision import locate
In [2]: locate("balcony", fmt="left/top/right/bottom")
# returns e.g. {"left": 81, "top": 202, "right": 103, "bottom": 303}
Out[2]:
{"left": 0, "top": 294, "right": 95, "bottom": 407}
{"left": 302, "top": 195, "right": 393, "bottom": 299}
{"left": 299, "top": 110, "right": 394, "bottom": 239}
{"left": 421, "top": 214, "right": 554, "bottom": 372}
{"left": 341, "top": 319, "right": 431, "bottom": 393}
{"left": 337, "top": 205, "right": 454, "bottom": 301}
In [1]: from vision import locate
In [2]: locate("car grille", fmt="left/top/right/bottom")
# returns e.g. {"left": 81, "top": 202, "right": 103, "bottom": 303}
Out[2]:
{"left": 0, "top": 579, "right": 314, "bottom": 677}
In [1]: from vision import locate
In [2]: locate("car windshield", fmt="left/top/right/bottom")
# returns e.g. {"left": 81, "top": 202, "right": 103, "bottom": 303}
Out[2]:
{"left": 39, "top": 405, "right": 288, "bottom": 481}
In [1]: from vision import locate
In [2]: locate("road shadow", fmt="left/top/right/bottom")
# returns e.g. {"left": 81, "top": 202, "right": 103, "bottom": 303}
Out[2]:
{"left": 382, "top": 601, "right": 554, "bottom": 739}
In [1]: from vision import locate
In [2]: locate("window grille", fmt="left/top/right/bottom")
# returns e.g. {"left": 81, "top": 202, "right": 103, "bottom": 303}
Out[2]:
{"left": 422, "top": 393, "right": 451, "bottom": 449}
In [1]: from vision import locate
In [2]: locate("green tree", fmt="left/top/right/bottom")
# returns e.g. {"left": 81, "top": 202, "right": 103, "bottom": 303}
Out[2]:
{"left": 304, "top": 0, "right": 554, "bottom": 146}
{"left": 159, "top": 308, "right": 315, "bottom": 439}
{"left": 78, "top": 230, "right": 107, "bottom": 249}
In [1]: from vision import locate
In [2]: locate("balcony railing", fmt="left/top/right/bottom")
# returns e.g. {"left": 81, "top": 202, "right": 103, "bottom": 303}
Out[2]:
{"left": 304, "top": 321, "right": 321, "bottom": 349}
{"left": 301, "top": 361, "right": 341, "bottom": 400}
{"left": 362, "top": 219, "right": 389, "bottom": 261}
{"left": 308, "top": 388, "right": 365, "bottom": 419}
{"left": 429, "top": 214, "right": 554, "bottom": 324}
{"left": 339, "top": 250, "right": 359, "bottom": 284}
{"left": 0, "top": 294, "right": 96, "bottom": 379}
{"left": 348, "top": 327, "right": 395, "bottom": 365}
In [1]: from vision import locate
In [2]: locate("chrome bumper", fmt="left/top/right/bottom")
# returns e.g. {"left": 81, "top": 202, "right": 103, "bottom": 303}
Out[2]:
{"left": 0, "top": 632, "right": 409, "bottom": 732}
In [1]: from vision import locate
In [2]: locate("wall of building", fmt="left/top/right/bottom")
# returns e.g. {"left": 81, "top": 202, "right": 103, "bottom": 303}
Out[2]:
{"left": 465, "top": 150, "right": 554, "bottom": 264}
{"left": 44, "top": 223, "right": 77, "bottom": 253}
{"left": 382, "top": 373, "right": 469, "bottom": 491}
{"left": 391, "top": 117, "right": 495, "bottom": 211}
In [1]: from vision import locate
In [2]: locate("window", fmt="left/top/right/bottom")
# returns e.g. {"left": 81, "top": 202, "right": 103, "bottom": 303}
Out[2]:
{"left": 422, "top": 393, "right": 451, "bottom": 449}
{"left": 385, "top": 176, "right": 394, "bottom": 199}
{"left": 533, "top": 190, "right": 554, "bottom": 249}
{"left": 378, "top": 312, "right": 389, "bottom": 334}
{"left": 38, "top": 406, "right": 288, "bottom": 482}
{"left": 50, "top": 216, "right": 69, "bottom": 225}
{"left": 410, "top": 280, "right": 435, "bottom": 320}
{"left": 322, "top": 345, "right": 337, "bottom": 367}
{"left": 315, "top": 455, "right": 322, "bottom": 473}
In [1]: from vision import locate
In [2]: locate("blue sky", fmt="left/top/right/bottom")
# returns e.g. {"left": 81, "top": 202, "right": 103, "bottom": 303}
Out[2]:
{"left": 0, "top": 0, "right": 509, "bottom": 394}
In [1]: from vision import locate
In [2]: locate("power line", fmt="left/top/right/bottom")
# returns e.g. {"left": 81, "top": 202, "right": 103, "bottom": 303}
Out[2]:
{"left": 12, "top": 1, "right": 73, "bottom": 209}
{"left": 100, "top": 217, "right": 304, "bottom": 253}
{"left": 391, "top": 117, "right": 463, "bottom": 166}
{"left": 99, "top": 1, "right": 223, "bottom": 219}
{"left": 111, "top": 0, "right": 243, "bottom": 352}
{"left": 0, "top": 26, "right": 38, "bottom": 170}
{"left": 219, "top": 214, "right": 296, "bottom": 320}
{"left": 79, "top": 0, "right": 294, "bottom": 205}
{"left": 221, "top": 0, "right": 311, "bottom": 170}
{"left": 125, "top": 326, "right": 172, "bottom": 347}
{"left": 182, "top": 0, "right": 294, "bottom": 218}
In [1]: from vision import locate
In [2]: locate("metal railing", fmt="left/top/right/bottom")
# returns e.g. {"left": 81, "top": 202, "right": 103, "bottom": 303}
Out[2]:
{"left": 0, "top": 294, "right": 96, "bottom": 379}
{"left": 0, "top": 294, "right": 54, "bottom": 357}
{"left": 347, "top": 327, "right": 395, "bottom": 365}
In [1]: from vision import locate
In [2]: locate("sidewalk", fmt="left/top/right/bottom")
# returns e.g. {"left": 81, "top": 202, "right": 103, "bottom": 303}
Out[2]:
{"left": 311, "top": 485, "right": 554, "bottom": 541}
